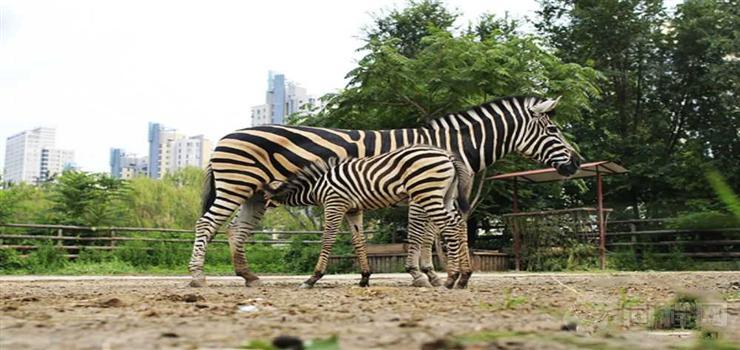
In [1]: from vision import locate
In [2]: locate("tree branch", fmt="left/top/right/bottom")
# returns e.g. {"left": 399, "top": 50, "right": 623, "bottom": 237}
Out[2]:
{"left": 400, "top": 94, "right": 429, "bottom": 117}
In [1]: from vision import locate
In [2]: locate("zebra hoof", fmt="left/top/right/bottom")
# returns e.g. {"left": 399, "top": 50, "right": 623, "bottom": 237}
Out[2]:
{"left": 411, "top": 277, "right": 433, "bottom": 288}
{"left": 245, "top": 278, "right": 262, "bottom": 287}
{"left": 188, "top": 278, "right": 206, "bottom": 288}
{"left": 454, "top": 282, "right": 469, "bottom": 289}
{"left": 428, "top": 274, "right": 443, "bottom": 287}
{"left": 298, "top": 283, "right": 314, "bottom": 289}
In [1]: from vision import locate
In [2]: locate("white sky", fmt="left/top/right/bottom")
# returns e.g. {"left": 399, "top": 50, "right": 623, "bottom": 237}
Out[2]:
{"left": 0, "top": 0, "right": 567, "bottom": 172}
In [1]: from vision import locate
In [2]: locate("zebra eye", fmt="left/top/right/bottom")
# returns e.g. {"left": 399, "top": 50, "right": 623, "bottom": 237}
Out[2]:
{"left": 546, "top": 126, "right": 559, "bottom": 134}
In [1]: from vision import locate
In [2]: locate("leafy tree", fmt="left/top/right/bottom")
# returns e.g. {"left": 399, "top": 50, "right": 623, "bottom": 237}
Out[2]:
{"left": 0, "top": 184, "right": 52, "bottom": 224}
{"left": 48, "top": 171, "right": 127, "bottom": 226}
{"left": 668, "top": 0, "right": 739, "bottom": 191}
{"left": 365, "top": 0, "right": 457, "bottom": 58}
{"left": 292, "top": 1, "right": 602, "bottom": 242}
{"left": 120, "top": 167, "right": 203, "bottom": 228}
{"left": 536, "top": 0, "right": 738, "bottom": 218}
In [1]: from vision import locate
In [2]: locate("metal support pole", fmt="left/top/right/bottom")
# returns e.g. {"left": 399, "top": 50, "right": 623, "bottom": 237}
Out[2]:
{"left": 512, "top": 179, "right": 521, "bottom": 271}
{"left": 596, "top": 169, "right": 606, "bottom": 269}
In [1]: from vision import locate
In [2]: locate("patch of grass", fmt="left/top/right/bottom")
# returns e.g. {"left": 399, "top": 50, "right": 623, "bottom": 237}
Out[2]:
{"left": 454, "top": 330, "right": 528, "bottom": 344}
{"left": 618, "top": 287, "right": 642, "bottom": 309}
{"left": 502, "top": 288, "right": 528, "bottom": 309}
{"left": 56, "top": 259, "right": 138, "bottom": 275}
{"left": 651, "top": 294, "right": 700, "bottom": 330}
{"left": 692, "top": 336, "right": 740, "bottom": 350}
{"left": 479, "top": 288, "right": 529, "bottom": 311}
{"left": 722, "top": 290, "right": 740, "bottom": 301}
{"left": 24, "top": 243, "right": 67, "bottom": 273}
{"left": 0, "top": 248, "right": 24, "bottom": 272}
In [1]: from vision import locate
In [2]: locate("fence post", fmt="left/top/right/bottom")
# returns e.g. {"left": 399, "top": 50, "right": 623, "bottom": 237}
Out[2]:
{"left": 110, "top": 229, "right": 116, "bottom": 248}
{"left": 596, "top": 169, "right": 606, "bottom": 270}
{"left": 512, "top": 178, "right": 521, "bottom": 271}
{"left": 629, "top": 223, "right": 640, "bottom": 262}
{"left": 56, "top": 228, "right": 63, "bottom": 247}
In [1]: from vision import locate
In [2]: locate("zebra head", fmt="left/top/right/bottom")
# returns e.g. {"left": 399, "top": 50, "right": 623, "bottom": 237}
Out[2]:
{"left": 263, "top": 159, "right": 335, "bottom": 206}
{"left": 519, "top": 97, "right": 582, "bottom": 176}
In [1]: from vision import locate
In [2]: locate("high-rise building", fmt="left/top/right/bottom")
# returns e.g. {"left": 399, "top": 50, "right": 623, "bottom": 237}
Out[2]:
{"left": 250, "top": 71, "right": 316, "bottom": 126}
{"left": 170, "top": 135, "right": 212, "bottom": 173}
{"left": 40, "top": 148, "right": 75, "bottom": 182}
{"left": 3, "top": 127, "right": 74, "bottom": 184}
{"left": 148, "top": 123, "right": 185, "bottom": 179}
{"left": 109, "top": 148, "right": 148, "bottom": 179}
{"left": 146, "top": 123, "right": 212, "bottom": 179}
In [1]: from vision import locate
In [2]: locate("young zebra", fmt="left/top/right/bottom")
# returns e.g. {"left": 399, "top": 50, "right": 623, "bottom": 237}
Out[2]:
{"left": 264, "top": 145, "right": 473, "bottom": 289}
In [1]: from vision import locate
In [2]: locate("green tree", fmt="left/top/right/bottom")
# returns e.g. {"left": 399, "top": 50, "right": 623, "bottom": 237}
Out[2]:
{"left": 667, "top": 0, "right": 739, "bottom": 192}
{"left": 120, "top": 167, "right": 203, "bottom": 228}
{"left": 365, "top": 0, "right": 457, "bottom": 58}
{"left": 48, "top": 171, "right": 127, "bottom": 226}
{"left": 536, "top": 0, "right": 738, "bottom": 218}
{"left": 0, "top": 184, "right": 52, "bottom": 224}
{"left": 292, "top": 1, "right": 602, "bottom": 239}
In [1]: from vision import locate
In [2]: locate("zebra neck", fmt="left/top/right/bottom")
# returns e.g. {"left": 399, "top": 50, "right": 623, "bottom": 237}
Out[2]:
{"left": 418, "top": 106, "right": 520, "bottom": 173}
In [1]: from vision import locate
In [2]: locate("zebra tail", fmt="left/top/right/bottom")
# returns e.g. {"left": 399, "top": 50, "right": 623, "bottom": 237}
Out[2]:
{"left": 201, "top": 165, "right": 216, "bottom": 216}
{"left": 452, "top": 158, "right": 472, "bottom": 215}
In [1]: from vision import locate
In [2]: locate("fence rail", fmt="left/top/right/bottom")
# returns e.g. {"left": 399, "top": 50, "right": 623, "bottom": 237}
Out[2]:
{"left": 2, "top": 219, "right": 738, "bottom": 268}
{"left": 0, "top": 223, "right": 345, "bottom": 260}
{"left": 602, "top": 218, "right": 738, "bottom": 261}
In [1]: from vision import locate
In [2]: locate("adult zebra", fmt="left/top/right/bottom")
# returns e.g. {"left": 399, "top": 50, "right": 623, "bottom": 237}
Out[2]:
{"left": 264, "top": 145, "right": 473, "bottom": 289}
{"left": 189, "top": 95, "right": 581, "bottom": 287}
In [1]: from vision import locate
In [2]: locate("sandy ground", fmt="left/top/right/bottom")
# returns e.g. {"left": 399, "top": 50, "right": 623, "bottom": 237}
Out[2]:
{"left": 0, "top": 272, "right": 738, "bottom": 350}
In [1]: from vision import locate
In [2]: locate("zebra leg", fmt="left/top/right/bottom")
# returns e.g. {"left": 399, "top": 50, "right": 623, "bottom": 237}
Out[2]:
{"left": 188, "top": 218, "right": 219, "bottom": 287}
{"left": 454, "top": 219, "right": 473, "bottom": 289}
{"left": 419, "top": 218, "right": 443, "bottom": 287}
{"left": 439, "top": 218, "right": 462, "bottom": 290}
{"left": 301, "top": 204, "right": 346, "bottom": 289}
{"left": 406, "top": 204, "right": 432, "bottom": 288}
{"left": 227, "top": 196, "right": 267, "bottom": 288}
{"left": 188, "top": 190, "right": 244, "bottom": 287}
{"left": 345, "top": 210, "right": 371, "bottom": 287}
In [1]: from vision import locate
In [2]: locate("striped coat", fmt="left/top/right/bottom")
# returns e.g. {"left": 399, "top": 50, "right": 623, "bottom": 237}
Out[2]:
{"left": 189, "top": 95, "right": 580, "bottom": 287}
{"left": 265, "top": 145, "right": 473, "bottom": 288}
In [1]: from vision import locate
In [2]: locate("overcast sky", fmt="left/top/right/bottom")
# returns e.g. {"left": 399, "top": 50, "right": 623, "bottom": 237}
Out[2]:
{"left": 0, "top": 1, "right": 674, "bottom": 173}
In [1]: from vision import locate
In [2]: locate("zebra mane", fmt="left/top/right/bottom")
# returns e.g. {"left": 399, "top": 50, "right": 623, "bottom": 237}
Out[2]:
{"left": 264, "top": 157, "right": 344, "bottom": 200}
{"left": 425, "top": 95, "right": 545, "bottom": 128}
{"left": 293, "top": 157, "right": 342, "bottom": 183}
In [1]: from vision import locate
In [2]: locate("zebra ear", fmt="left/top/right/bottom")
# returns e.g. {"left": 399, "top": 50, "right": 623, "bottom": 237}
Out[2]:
{"left": 530, "top": 96, "right": 562, "bottom": 115}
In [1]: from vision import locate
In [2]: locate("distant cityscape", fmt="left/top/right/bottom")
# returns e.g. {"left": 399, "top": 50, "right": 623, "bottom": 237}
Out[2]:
{"left": 2, "top": 71, "right": 318, "bottom": 185}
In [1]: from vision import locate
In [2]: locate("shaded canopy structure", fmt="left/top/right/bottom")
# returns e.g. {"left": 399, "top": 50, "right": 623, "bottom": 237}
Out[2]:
{"left": 487, "top": 161, "right": 628, "bottom": 270}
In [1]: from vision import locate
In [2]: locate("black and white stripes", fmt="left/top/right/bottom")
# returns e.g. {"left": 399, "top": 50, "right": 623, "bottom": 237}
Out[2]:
{"left": 265, "top": 145, "right": 472, "bottom": 288}
{"left": 188, "top": 95, "right": 580, "bottom": 287}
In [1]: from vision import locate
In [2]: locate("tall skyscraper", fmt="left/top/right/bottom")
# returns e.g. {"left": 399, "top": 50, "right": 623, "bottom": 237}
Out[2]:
{"left": 146, "top": 123, "right": 212, "bottom": 179}
{"left": 3, "top": 127, "right": 74, "bottom": 184}
{"left": 250, "top": 71, "right": 315, "bottom": 126}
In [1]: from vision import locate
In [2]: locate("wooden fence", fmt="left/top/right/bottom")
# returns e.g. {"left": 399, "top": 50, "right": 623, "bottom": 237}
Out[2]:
{"left": 0, "top": 223, "right": 326, "bottom": 259}
{"left": 2, "top": 218, "right": 737, "bottom": 272}
{"left": 0, "top": 223, "right": 510, "bottom": 272}
{"left": 604, "top": 219, "right": 740, "bottom": 260}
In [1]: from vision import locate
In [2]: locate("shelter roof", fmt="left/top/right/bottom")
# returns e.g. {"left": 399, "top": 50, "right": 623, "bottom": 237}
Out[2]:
{"left": 487, "top": 161, "right": 628, "bottom": 183}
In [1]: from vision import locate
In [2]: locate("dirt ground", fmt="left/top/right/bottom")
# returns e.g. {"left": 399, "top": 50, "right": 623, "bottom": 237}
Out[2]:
{"left": 1, "top": 272, "right": 738, "bottom": 350}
